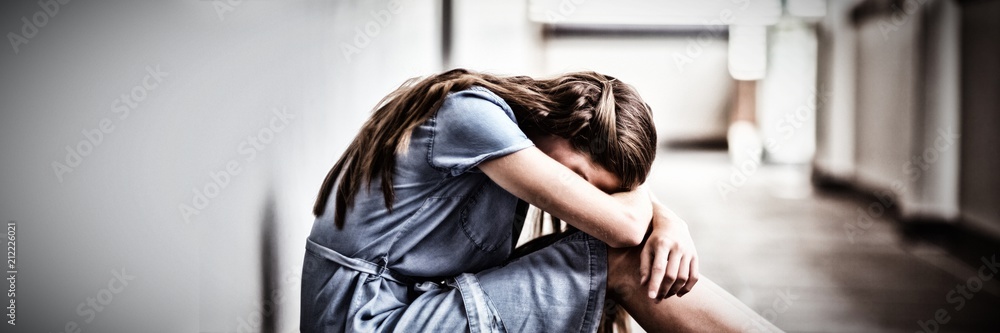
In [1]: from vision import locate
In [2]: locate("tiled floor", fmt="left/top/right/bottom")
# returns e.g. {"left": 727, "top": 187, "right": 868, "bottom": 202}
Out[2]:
{"left": 637, "top": 149, "right": 1000, "bottom": 333}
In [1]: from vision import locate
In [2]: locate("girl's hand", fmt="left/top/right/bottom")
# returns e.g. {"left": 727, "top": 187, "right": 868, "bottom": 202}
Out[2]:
{"left": 639, "top": 202, "right": 700, "bottom": 301}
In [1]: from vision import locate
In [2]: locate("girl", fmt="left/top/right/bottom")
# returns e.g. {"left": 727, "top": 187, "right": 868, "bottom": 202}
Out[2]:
{"left": 301, "top": 69, "right": 780, "bottom": 332}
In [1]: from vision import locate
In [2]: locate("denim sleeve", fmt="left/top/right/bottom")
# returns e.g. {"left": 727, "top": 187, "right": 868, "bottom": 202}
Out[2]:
{"left": 428, "top": 87, "right": 534, "bottom": 177}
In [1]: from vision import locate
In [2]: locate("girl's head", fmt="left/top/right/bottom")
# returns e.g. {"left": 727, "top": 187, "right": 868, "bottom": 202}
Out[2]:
{"left": 511, "top": 71, "right": 657, "bottom": 193}
{"left": 315, "top": 69, "right": 657, "bottom": 227}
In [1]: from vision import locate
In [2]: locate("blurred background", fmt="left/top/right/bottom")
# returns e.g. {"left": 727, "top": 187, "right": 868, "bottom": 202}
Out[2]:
{"left": 0, "top": 0, "right": 998, "bottom": 332}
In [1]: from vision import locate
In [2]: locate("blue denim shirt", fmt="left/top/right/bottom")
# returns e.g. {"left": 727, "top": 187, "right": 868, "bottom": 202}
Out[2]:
{"left": 303, "top": 86, "right": 539, "bottom": 331}
{"left": 309, "top": 85, "right": 534, "bottom": 275}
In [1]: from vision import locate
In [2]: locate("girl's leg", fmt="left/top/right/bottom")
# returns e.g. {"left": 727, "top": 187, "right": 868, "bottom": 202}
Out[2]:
{"left": 607, "top": 246, "right": 784, "bottom": 332}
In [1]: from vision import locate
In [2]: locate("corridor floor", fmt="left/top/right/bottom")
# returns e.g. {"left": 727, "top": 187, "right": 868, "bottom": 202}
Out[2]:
{"left": 639, "top": 149, "right": 1000, "bottom": 333}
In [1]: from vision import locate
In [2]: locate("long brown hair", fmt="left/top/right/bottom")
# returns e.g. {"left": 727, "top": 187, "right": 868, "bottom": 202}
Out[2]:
{"left": 314, "top": 68, "right": 657, "bottom": 229}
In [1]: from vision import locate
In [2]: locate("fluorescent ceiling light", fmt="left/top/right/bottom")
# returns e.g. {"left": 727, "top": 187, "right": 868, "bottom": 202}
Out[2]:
{"left": 529, "top": 0, "right": 782, "bottom": 26}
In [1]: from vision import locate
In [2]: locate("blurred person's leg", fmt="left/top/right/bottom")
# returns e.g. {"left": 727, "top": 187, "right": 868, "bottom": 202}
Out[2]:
{"left": 728, "top": 80, "right": 764, "bottom": 165}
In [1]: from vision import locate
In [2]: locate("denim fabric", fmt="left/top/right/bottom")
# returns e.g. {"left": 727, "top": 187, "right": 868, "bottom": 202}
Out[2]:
{"left": 301, "top": 87, "right": 608, "bottom": 333}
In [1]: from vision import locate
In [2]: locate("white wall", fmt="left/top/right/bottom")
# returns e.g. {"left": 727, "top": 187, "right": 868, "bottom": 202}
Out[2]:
{"left": 757, "top": 17, "right": 818, "bottom": 164}
{"left": 914, "top": 0, "right": 961, "bottom": 220}
{"left": 544, "top": 36, "right": 733, "bottom": 143}
{"left": 814, "top": 0, "right": 962, "bottom": 221}
{"left": 0, "top": 0, "right": 441, "bottom": 331}
{"left": 814, "top": 0, "right": 860, "bottom": 178}
{"left": 450, "top": 0, "right": 543, "bottom": 75}
{"left": 853, "top": 8, "right": 921, "bottom": 205}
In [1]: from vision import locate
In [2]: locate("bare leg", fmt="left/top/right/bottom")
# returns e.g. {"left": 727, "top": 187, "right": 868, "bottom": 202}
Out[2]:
{"left": 607, "top": 246, "right": 784, "bottom": 332}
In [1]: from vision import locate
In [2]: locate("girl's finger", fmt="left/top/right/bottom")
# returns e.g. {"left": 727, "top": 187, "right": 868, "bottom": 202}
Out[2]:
{"left": 667, "top": 255, "right": 692, "bottom": 297}
{"left": 679, "top": 256, "right": 700, "bottom": 297}
{"left": 647, "top": 245, "right": 670, "bottom": 299}
{"left": 657, "top": 250, "right": 682, "bottom": 300}
{"left": 639, "top": 242, "right": 653, "bottom": 286}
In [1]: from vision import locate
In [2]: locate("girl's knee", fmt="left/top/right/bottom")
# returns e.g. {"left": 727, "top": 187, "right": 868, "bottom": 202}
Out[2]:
{"left": 606, "top": 245, "right": 643, "bottom": 300}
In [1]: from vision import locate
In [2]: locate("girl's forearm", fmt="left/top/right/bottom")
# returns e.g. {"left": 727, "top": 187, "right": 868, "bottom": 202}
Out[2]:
{"left": 611, "top": 185, "right": 654, "bottom": 237}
